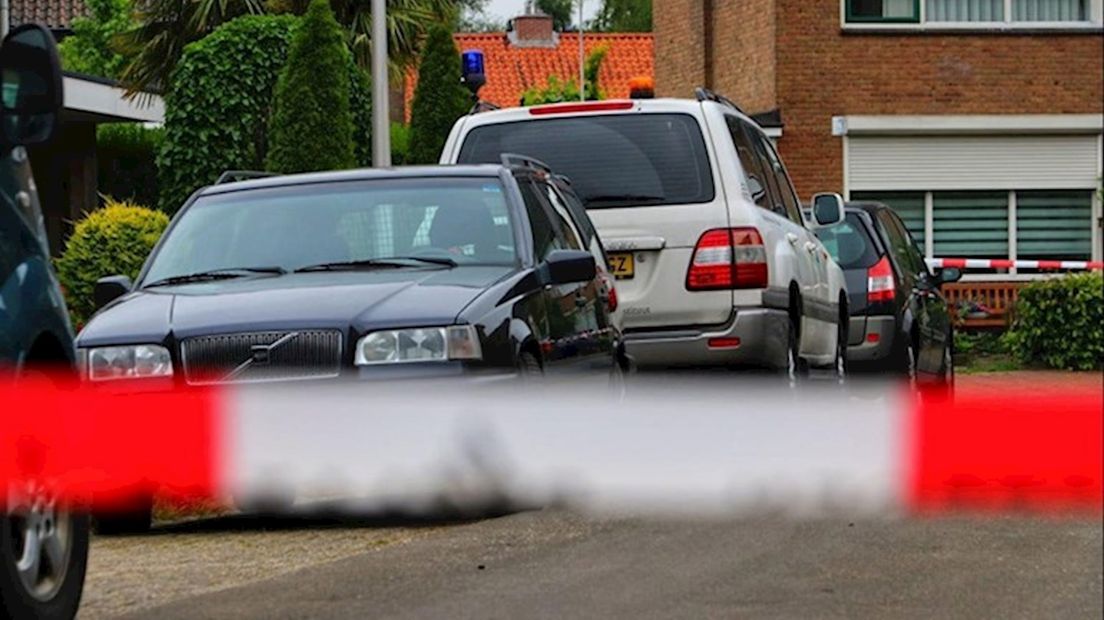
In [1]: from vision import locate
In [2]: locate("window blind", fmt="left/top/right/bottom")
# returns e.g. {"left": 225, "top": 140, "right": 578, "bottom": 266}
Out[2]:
{"left": 1016, "top": 190, "right": 1092, "bottom": 259}
{"left": 932, "top": 192, "right": 1008, "bottom": 257}
{"left": 926, "top": 0, "right": 1004, "bottom": 20}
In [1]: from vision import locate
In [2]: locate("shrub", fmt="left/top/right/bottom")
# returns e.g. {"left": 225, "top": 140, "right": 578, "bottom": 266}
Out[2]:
{"left": 97, "top": 123, "right": 163, "bottom": 208}
{"left": 1002, "top": 273, "right": 1103, "bottom": 371}
{"left": 55, "top": 199, "right": 169, "bottom": 326}
{"left": 266, "top": 0, "right": 356, "bottom": 173}
{"left": 157, "top": 14, "right": 371, "bottom": 212}
{"left": 407, "top": 24, "right": 471, "bottom": 165}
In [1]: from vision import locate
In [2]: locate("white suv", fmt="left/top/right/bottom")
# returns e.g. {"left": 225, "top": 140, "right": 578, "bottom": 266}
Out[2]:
{"left": 441, "top": 90, "right": 848, "bottom": 377}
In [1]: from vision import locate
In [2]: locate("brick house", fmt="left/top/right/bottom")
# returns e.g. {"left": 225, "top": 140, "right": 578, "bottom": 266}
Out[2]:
{"left": 654, "top": 0, "right": 1104, "bottom": 272}
{"left": 404, "top": 14, "right": 653, "bottom": 119}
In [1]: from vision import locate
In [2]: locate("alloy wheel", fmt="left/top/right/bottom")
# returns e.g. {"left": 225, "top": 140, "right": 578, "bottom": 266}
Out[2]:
{"left": 6, "top": 481, "right": 72, "bottom": 602}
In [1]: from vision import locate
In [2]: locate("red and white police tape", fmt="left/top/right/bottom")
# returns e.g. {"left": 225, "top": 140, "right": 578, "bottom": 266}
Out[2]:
{"left": 1, "top": 377, "right": 1100, "bottom": 517}
{"left": 927, "top": 258, "right": 1104, "bottom": 271}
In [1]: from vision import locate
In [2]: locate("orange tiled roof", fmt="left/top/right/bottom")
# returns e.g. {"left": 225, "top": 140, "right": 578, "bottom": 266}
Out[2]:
{"left": 404, "top": 32, "right": 654, "bottom": 121}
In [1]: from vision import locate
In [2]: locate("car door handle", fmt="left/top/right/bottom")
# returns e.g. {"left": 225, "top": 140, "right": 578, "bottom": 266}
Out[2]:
{"left": 786, "top": 233, "right": 800, "bottom": 245}
{"left": 804, "top": 242, "right": 818, "bottom": 253}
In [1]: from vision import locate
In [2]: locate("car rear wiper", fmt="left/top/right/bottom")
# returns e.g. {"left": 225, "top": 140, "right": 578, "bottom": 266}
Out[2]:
{"left": 585, "top": 194, "right": 666, "bottom": 206}
{"left": 143, "top": 266, "right": 287, "bottom": 288}
{"left": 294, "top": 256, "right": 458, "bottom": 272}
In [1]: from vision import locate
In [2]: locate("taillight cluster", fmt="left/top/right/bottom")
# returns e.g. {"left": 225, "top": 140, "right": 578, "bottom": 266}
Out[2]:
{"left": 867, "top": 255, "right": 895, "bottom": 303}
{"left": 598, "top": 268, "right": 619, "bottom": 313}
{"left": 686, "top": 228, "right": 768, "bottom": 290}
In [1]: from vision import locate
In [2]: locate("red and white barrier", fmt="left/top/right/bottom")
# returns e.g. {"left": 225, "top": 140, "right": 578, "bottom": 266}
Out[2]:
{"left": 927, "top": 258, "right": 1104, "bottom": 271}
{"left": 1, "top": 377, "right": 1100, "bottom": 517}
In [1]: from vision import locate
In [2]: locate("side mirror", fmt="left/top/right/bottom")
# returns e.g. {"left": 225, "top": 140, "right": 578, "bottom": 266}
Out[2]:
{"left": 94, "top": 275, "right": 133, "bottom": 310}
{"left": 937, "top": 267, "right": 962, "bottom": 284}
{"left": 0, "top": 24, "right": 63, "bottom": 147}
{"left": 544, "top": 249, "right": 596, "bottom": 285}
{"left": 811, "top": 193, "right": 845, "bottom": 228}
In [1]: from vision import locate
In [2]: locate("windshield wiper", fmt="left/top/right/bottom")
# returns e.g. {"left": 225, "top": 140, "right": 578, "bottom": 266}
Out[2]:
{"left": 143, "top": 266, "right": 286, "bottom": 288}
{"left": 294, "top": 256, "right": 458, "bottom": 272}
{"left": 586, "top": 194, "right": 667, "bottom": 206}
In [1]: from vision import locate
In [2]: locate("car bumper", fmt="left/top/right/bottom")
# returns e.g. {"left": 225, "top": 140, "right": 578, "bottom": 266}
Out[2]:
{"left": 846, "top": 316, "right": 896, "bottom": 363}
{"left": 623, "top": 308, "right": 789, "bottom": 369}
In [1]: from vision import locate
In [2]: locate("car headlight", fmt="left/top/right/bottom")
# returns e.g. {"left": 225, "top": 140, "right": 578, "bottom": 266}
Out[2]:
{"left": 354, "top": 325, "right": 482, "bottom": 366}
{"left": 84, "top": 345, "right": 174, "bottom": 381}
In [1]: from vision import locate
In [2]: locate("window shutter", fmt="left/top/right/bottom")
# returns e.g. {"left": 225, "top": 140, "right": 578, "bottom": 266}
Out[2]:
{"left": 932, "top": 192, "right": 1008, "bottom": 257}
{"left": 1016, "top": 190, "right": 1093, "bottom": 259}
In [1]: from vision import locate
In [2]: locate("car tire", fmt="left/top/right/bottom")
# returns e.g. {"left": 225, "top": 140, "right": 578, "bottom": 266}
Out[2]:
{"left": 833, "top": 319, "right": 848, "bottom": 385}
{"left": 94, "top": 500, "right": 152, "bottom": 536}
{"left": 517, "top": 352, "right": 542, "bottom": 379}
{"left": 782, "top": 318, "right": 806, "bottom": 387}
{"left": 933, "top": 335, "right": 955, "bottom": 402}
{"left": 0, "top": 510, "right": 89, "bottom": 620}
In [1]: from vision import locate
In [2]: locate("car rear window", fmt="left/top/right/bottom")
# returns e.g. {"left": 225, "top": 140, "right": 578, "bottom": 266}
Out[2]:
{"left": 456, "top": 113, "right": 714, "bottom": 209}
{"left": 816, "top": 212, "right": 881, "bottom": 270}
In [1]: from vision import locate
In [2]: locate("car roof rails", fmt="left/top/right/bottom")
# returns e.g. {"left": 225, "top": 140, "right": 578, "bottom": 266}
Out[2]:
{"left": 500, "top": 153, "right": 553, "bottom": 176}
{"left": 215, "top": 170, "right": 278, "bottom": 185}
{"left": 694, "top": 87, "right": 746, "bottom": 115}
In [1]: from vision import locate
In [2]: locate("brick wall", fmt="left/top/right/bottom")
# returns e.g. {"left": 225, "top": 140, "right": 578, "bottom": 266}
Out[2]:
{"left": 654, "top": 0, "right": 1104, "bottom": 199}
{"left": 775, "top": 0, "right": 1104, "bottom": 197}
{"left": 710, "top": 0, "right": 777, "bottom": 112}
{"left": 654, "top": 0, "right": 706, "bottom": 96}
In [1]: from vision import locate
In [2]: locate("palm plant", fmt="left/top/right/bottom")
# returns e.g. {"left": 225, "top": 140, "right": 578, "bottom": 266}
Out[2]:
{"left": 118, "top": 0, "right": 464, "bottom": 94}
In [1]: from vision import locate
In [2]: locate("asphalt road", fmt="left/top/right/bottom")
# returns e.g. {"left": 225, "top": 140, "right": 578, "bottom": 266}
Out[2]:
{"left": 83, "top": 509, "right": 1102, "bottom": 620}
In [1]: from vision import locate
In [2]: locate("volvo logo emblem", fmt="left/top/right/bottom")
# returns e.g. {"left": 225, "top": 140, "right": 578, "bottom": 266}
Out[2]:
{"left": 224, "top": 332, "right": 299, "bottom": 381}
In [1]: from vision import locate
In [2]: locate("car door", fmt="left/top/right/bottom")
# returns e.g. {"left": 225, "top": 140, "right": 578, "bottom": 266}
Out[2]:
{"left": 875, "top": 209, "right": 937, "bottom": 374}
{"left": 517, "top": 177, "right": 602, "bottom": 374}
{"left": 888, "top": 210, "right": 950, "bottom": 375}
{"left": 735, "top": 119, "right": 821, "bottom": 352}
{"left": 536, "top": 178, "right": 614, "bottom": 374}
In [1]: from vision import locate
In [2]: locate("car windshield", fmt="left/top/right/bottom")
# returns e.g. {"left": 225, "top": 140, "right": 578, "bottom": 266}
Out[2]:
{"left": 816, "top": 212, "right": 881, "bottom": 270}
{"left": 456, "top": 113, "right": 714, "bottom": 209}
{"left": 142, "top": 177, "right": 518, "bottom": 285}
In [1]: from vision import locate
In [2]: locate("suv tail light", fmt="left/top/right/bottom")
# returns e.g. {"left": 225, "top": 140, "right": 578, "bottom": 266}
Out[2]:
{"left": 598, "top": 268, "right": 618, "bottom": 313}
{"left": 686, "top": 228, "right": 768, "bottom": 291}
{"left": 867, "top": 255, "right": 895, "bottom": 303}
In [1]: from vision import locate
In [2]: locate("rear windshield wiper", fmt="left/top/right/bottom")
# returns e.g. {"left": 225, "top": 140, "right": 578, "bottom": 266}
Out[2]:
{"left": 585, "top": 194, "right": 667, "bottom": 206}
{"left": 294, "top": 256, "right": 458, "bottom": 272}
{"left": 143, "top": 266, "right": 286, "bottom": 288}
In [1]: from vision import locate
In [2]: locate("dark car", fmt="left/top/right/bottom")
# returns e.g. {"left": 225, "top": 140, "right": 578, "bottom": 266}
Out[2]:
{"left": 814, "top": 202, "right": 960, "bottom": 387}
{"left": 78, "top": 159, "right": 625, "bottom": 386}
{"left": 0, "top": 24, "right": 89, "bottom": 620}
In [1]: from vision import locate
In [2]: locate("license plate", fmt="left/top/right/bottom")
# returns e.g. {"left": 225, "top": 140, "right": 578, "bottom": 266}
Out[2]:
{"left": 608, "top": 253, "right": 634, "bottom": 280}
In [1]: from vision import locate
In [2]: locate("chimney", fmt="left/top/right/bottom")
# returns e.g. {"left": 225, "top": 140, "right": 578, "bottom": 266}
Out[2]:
{"left": 508, "top": 12, "right": 558, "bottom": 48}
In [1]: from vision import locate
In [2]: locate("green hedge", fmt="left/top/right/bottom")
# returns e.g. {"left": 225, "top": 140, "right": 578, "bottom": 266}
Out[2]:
{"left": 97, "top": 123, "right": 163, "bottom": 208}
{"left": 266, "top": 0, "right": 355, "bottom": 173}
{"left": 1003, "top": 273, "right": 1103, "bottom": 370}
{"left": 55, "top": 199, "right": 169, "bottom": 326}
{"left": 407, "top": 24, "right": 470, "bottom": 165}
{"left": 157, "top": 14, "right": 371, "bottom": 213}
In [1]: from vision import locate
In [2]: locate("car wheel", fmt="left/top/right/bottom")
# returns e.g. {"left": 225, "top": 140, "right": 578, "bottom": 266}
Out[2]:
{"left": 933, "top": 336, "right": 955, "bottom": 402}
{"left": 1, "top": 490, "right": 89, "bottom": 620}
{"left": 834, "top": 320, "right": 848, "bottom": 385}
{"left": 782, "top": 319, "right": 806, "bottom": 388}
{"left": 517, "top": 352, "right": 542, "bottom": 379}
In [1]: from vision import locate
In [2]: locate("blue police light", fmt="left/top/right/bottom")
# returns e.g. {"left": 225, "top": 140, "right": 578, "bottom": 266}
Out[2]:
{"left": 461, "top": 49, "right": 486, "bottom": 96}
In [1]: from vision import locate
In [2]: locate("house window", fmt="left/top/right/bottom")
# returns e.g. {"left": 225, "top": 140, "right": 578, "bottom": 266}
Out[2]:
{"left": 927, "top": 0, "right": 1004, "bottom": 21}
{"left": 1012, "top": 0, "right": 1089, "bottom": 21}
{"left": 844, "top": 0, "right": 1094, "bottom": 23}
{"left": 846, "top": 0, "right": 921, "bottom": 22}
{"left": 851, "top": 190, "right": 1095, "bottom": 270}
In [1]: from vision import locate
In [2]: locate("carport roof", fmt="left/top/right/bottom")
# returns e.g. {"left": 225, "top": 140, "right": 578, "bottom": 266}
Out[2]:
{"left": 62, "top": 71, "right": 164, "bottom": 124}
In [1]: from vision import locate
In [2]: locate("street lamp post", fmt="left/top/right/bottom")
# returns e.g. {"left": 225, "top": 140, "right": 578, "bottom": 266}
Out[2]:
{"left": 371, "top": 0, "right": 391, "bottom": 167}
